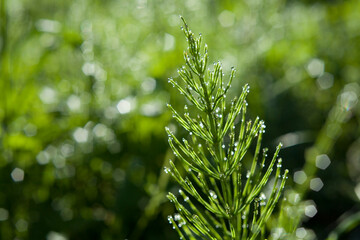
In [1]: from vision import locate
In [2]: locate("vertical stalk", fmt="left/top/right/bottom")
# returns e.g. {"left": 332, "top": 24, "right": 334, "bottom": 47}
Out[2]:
{"left": 166, "top": 18, "right": 288, "bottom": 240}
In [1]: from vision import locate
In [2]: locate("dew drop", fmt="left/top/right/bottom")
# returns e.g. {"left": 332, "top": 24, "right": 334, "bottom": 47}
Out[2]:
{"left": 209, "top": 190, "right": 217, "bottom": 199}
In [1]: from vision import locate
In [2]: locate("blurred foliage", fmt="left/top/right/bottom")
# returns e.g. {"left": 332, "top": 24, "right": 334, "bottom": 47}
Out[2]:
{"left": 0, "top": 0, "right": 359, "bottom": 239}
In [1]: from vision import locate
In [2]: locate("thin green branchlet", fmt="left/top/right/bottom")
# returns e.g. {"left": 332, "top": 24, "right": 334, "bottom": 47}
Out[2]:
{"left": 165, "top": 17, "right": 289, "bottom": 240}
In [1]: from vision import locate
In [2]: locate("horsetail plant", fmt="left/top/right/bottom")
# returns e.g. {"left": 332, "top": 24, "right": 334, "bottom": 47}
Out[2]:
{"left": 164, "top": 17, "right": 289, "bottom": 240}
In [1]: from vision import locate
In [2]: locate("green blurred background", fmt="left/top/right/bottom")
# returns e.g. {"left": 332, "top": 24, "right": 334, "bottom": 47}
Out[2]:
{"left": 0, "top": 0, "right": 359, "bottom": 239}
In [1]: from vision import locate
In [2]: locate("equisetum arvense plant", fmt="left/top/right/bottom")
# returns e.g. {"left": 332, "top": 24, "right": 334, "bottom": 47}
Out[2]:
{"left": 164, "top": 17, "right": 289, "bottom": 240}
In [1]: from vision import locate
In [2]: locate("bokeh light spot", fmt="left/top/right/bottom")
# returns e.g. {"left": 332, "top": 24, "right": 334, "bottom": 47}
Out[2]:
{"left": 35, "top": 19, "right": 61, "bottom": 33}
{"left": 104, "top": 107, "right": 118, "bottom": 119}
{"left": 316, "top": 72, "right": 334, "bottom": 90}
{"left": 294, "top": 171, "right": 307, "bottom": 184}
{"left": 218, "top": 10, "right": 235, "bottom": 27}
{"left": 140, "top": 101, "right": 163, "bottom": 116}
{"left": 24, "top": 123, "right": 37, "bottom": 137}
{"left": 11, "top": 168, "right": 24, "bottom": 182}
{"left": 46, "top": 231, "right": 67, "bottom": 240}
{"left": 310, "top": 178, "right": 324, "bottom": 192}
{"left": 82, "top": 62, "right": 95, "bottom": 76}
{"left": 60, "top": 143, "right": 74, "bottom": 158}
{"left": 141, "top": 78, "right": 156, "bottom": 94}
{"left": 117, "top": 99, "right": 132, "bottom": 114}
{"left": 15, "top": 219, "right": 28, "bottom": 232}
{"left": 0, "top": 208, "right": 9, "bottom": 221}
{"left": 164, "top": 33, "right": 175, "bottom": 51}
{"left": 53, "top": 156, "right": 66, "bottom": 169}
{"left": 340, "top": 91, "right": 358, "bottom": 111}
{"left": 67, "top": 95, "right": 81, "bottom": 112}
{"left": 113, "top": 168, "right": 125, "bottom": 183}
{"left": 37, "top": 151, "right": 50, "bottom": 165}
{"left": 296, "top": 227, "right": 307, "bottom": 239}
{"left": 304, "top": 204, "right": 317, "bottom": 218}
{"left": 316, "top": 154, "right": 331, "bottom": 170}
{"left": 39, "top": 87, "right": 57, "bottom": 104}
{"left": 93, "top": 124, "right": 108, "bottom": 138}
{"left": 306, "top": 58, "right": 324, "bottom": 78}
{"left": 73, "top": 128, "right": 89, "bottom": 143}
{"left": 355, "top": 183, "right": 360, "bottom": 201}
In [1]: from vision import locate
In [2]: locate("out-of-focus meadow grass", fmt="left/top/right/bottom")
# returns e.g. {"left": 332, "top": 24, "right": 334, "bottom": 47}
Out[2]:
{"left": 0, "top": 0, "right": 359, "bottom": 239}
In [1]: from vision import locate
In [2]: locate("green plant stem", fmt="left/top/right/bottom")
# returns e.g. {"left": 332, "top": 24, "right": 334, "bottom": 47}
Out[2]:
{"left": 166, "top": 17, "right": 288, "bottom": 240}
